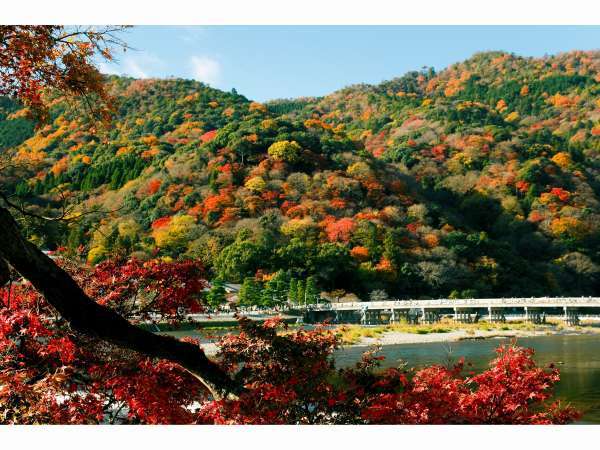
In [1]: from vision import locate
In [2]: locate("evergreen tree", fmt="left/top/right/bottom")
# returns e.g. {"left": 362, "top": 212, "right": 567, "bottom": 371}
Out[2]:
{"left": 305, "top": 276, "right": 319, "bottom": 305}
{"left": 274, "top": 280, "right": 288, "bottom": 305}
{"left": 239, "top": 277, "right": 261, "bottom": 306}
{"left": 266, "top": 271, "right": 288, "bottom": 306}
{"left": 206, "top": 279, "right": 227, "bottom": 308}
{"left": 260, "top": 280, "right": 275, "bottom": 307}
{"left": 288, "top": 278, "right": 298, "bottom": 304}
{"left": 297, "top": 279, "right": 306, "bottom": 306}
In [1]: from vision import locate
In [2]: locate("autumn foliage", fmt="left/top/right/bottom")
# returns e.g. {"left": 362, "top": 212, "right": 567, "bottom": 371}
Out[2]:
{"left": 0, "top": 257, "right": 580, "bottom": 424}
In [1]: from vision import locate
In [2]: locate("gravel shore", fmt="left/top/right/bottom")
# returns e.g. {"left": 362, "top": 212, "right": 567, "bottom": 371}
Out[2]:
{"left": 198, "top": 326, "right": 600, "bottom": 356}
{"left": 355, "top": 327, "right": 600, "bottom": 347}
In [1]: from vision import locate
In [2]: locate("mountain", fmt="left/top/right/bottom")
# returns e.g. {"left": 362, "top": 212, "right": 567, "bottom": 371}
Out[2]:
{"left": 1, "top": 50, "right": 600, "bottom": 299}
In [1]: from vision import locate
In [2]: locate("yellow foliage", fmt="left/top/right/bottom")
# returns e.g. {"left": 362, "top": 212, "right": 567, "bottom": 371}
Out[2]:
{"left": 551, "top": 152, "right": 571, "bottom": 168}
{"left": 118, "top": 219, "right": 141, "bottom": 240}
{"left": 87, "top": 245, "right": 108, "bottom": 265}
{"left": 346, "top": 162, "right": 371, "bottom": 179}
{"left": 505, "top": 111, "right": 520, "bottom": 123}
{"left": 550, "top": 217, "right": 587, "bottom": 239}
{"left": 249, "top": 102, "right": 267, "bottom": 113}
{"left": 245, "top": 176, "right": 267, "bottom": 193}
{"left": 280, "top": 217, "right": 315, "bottom": 236}
{"left": 421, "top": 98, "right": 432, "bottom": 106}
{"left": 23, "top": 126, "right": 66, "bottom": 153}
{"left": 116, "top": 146, "right": 132, "bottom": 156}
{"left": 140, "top": 135, "right": 159, "bottom": 146}
{"left": 135, "top": 118, "right": 145, "bottom": 126}
{"left": 267, "top": 140, "right": 302, "bottom": 163}
{"left": 261, "top": 119, "right": 275, "bottom": 129}
{"left": 152, "top": 215, "right": 198, "bottom": 249}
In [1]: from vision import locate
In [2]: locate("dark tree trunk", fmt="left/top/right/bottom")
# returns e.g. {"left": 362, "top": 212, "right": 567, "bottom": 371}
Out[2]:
{"left": 0, "top": 207, "right": 240, "bottom": 400}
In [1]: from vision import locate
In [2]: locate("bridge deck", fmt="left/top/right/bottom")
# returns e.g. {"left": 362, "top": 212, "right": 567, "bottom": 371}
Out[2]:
{"left": 306, "top": 297, "right": 600, "bottom": 311}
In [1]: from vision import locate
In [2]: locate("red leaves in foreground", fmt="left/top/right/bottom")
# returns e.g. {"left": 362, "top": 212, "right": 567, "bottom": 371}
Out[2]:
{"left": 361, "top": 346, "right": 579, "bottom": 424}
{"left": 0, "top": 258, "right": 581, "bottom": 424}
{"left": 84, "top": 257, "right": 207, "bottom": 320}
{"left": 196, "top": 318, "right": 579, "bottom": 424}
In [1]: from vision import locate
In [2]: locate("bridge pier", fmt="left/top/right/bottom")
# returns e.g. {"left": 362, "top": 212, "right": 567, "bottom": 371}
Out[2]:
{"left": 453, "top": 308, "right": 477, "bottom": 323}
{"left": 421, "top": 310, "right": 441, "bottom": 324}
{"left": 564, "top": 307, "right": 579, "bottom": 326}
{"left": 487, "top": 307, "right": 506, "bottom": 323}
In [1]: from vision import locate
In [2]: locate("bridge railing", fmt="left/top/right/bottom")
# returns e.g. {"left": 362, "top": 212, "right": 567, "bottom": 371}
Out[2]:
{"left": 301, "top": 297, "right": 600, "bottom": 311}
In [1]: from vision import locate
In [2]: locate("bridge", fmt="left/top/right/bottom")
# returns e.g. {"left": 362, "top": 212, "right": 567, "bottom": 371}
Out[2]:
{"left": 300, "top": 297, "right": 600, "bottom": 325}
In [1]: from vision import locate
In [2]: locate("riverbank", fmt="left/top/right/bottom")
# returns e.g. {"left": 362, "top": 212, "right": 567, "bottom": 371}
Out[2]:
{"left": 192, "top": 320, "right": 600, "bottom": 356}
{"left": 336, "top": 320, "right": 600, "bottom": 346}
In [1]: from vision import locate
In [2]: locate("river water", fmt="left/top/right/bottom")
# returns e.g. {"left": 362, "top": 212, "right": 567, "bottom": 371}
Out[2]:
{"left": 335, "top": 334, "right": 600, "bottom": 423}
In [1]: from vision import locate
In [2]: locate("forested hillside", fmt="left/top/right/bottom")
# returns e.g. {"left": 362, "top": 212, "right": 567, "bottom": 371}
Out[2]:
{"left": 2, "top": 50, "right": 600, "bottom": 299}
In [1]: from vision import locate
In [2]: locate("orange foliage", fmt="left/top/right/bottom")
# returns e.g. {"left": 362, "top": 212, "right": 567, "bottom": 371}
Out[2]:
{"left": 200, "top": 130, "right": 218, "bottom": 143}
{"left": 50, "top": 156, "right": 69, "bottom": 177}
{"left": 325, "top": 217, "right": 356, "bottom": 243}
{"left": 116, "top": 146, "right": 131, "bottom": 156}
{"left": 249, "top": 102, "right": 267, "bottom": 113}
{"left": 549, "top": 93, "right": 580, "bottom": 108}
{"left": 146, "top": 179, "right": 162, "bottom": 195}
{"left": 141, "top": 147, "right": 160, "bottom": 159}
{"left": 550, "top": 217, "right": 587, "bottom": 238}
{"left": 423, "top": 233, "right": 440, "bottom": 248}
{"left": 515, "top": 180, "right": 530, "bottom": 193}
{"left": 528, "top": 210, "right": 545, "bottom": 223}
{"left": 375, "top": 257, "right": 394, "bottom": 273}
{"left": 151, "top": 216, "right": 172, "bottom": 230}
{"left": 350, "top": 246, "right": 370, "bottom": 262}
{"left": 330, "top": 198, "right": 347, "bottom": 210}
{"left": 202, "top": 188, "right": 234, "bottom": 217}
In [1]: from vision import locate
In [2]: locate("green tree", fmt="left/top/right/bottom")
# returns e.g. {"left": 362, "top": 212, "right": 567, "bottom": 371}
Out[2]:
{"left": 206, "top": 279, "right": 227, "bottom": 308}
{"left": 297, "top": 279, "right": 306, "bottom": 306}
{"left": 288, "top": 278, "right": 298, "bottom": 304}
{"left": 215, "top": 231, "right": 264, "bottom": 282}
{"left": 239, "top": 277, "right": 261, "bottom": 306}
{"left": 305, "top": 276, "right": 319, "bottom": 304}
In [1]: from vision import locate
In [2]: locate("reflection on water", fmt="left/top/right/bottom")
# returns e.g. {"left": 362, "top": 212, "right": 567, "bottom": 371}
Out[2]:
{"left": 335, "top": 334, "right": 600, "bottom": 424}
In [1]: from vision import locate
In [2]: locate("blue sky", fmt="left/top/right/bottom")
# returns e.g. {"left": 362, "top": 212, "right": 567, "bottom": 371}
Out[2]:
{"left": 98, "top": 26, "right": 600, "bottom": 101}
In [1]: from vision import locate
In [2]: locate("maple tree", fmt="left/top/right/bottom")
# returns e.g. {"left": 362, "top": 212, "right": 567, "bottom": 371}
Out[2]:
{"left": 0, "top": 26, "right": 128, "bottom": 124}
{"left": 0, "top": 283, "right": 580, "bottom": 424}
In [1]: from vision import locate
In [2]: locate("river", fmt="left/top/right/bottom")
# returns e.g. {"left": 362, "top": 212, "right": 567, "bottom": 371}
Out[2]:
{"left": 335, "top": 334, "right": 600, "bottom": 423}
